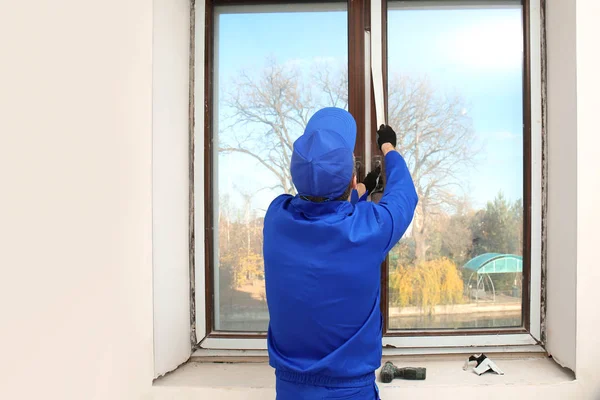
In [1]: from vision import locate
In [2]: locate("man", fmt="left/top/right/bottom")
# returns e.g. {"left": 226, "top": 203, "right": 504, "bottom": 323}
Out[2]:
{"left": 263, "top": 107, "right": 418, "bottom": 399}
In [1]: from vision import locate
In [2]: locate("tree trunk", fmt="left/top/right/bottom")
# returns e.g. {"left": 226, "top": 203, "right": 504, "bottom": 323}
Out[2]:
{"left": 412, "top": 203, "right": 428, "bottom": 261}
{"left": 413, "top": 227, "right": 428, "bottom": 261}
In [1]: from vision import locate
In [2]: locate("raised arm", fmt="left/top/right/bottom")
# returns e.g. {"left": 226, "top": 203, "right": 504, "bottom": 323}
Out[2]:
{"left": 376, "top": 125, "right": 418, "bottom": 255}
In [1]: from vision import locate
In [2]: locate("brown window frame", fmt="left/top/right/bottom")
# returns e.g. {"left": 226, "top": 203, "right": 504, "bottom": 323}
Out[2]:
{"left": 202, "top": 0, "right": 370, "bottom": 339}
{"left": 378, "top": 0, "right": 532, "bottom": 337}
{"left": 198, "top": 0, "right": 535, "bottom": 342}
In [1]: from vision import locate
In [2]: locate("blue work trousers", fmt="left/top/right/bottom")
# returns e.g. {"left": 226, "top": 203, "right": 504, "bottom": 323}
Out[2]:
{"left": 276, "top": 378, "right": 380, "bottom": 399}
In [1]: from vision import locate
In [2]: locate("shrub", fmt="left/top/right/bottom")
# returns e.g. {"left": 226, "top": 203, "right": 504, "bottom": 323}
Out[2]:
{"left": 389, "top": 258, "right": 464, "bottom": 313}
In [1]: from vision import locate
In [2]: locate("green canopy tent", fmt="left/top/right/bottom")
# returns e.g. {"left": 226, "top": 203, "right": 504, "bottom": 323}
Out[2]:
{"left": 463, "top": 253, "right": 523, "bottom": 302}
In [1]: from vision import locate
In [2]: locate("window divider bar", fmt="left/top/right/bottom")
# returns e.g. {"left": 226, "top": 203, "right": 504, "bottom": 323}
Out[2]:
{"left": 522, "top": 0, "right": 533, "bottom": 334}
{"left": 387, "top": 0, "right": 521, "bottom": 12}
{"left": 202, "top": 0, "right": 216, "bottom": 341}
{"left": 349, "top": 0, "right": 368, "bottom": 180}
{"left": 527, "top": 0, "right": 544, "bottom": 342}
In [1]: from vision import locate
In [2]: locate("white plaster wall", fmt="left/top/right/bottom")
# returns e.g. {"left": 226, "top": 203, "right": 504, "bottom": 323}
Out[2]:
{"left": 575, "top": 1, "right": 600, "bottom": 398}
{"left": 0, "top": 0, "right": 155, "bottom": 399}
{"left": 545, "top": 0, "right": 578, "bottom": 370}
{"left": 2, "top": 0, "right": 600, "bottom": 399}
{"left": 152, "top": 0, "right": 192, "bottom": 377}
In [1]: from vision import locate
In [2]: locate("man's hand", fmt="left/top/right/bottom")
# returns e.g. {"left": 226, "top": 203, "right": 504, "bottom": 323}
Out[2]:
{"left": 362, "top": 166, "right": 381, "bottom": 194}
{"left": 377, "top": 124, "right": 397, "bottom": 150}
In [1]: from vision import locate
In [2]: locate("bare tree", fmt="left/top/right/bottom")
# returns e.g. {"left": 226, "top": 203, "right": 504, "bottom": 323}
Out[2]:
{"left": 312, "top": 60, "right": 348, "bottom": 110}
{"left": 388, "top": 75, "right": 477, "bottom": 260}
{"left": 220, "top": 59, "right": 476, "bottom": 262}
{"left": 219, "top": 58, "right": 347, "bottom": 195}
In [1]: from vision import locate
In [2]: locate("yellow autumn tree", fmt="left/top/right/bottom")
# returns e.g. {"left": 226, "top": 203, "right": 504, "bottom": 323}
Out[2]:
{"left": 389, "top": 258, "right": 464, "bottom": 314}
{"left": 234, "top": 251, "right": 264, "bottom": 288}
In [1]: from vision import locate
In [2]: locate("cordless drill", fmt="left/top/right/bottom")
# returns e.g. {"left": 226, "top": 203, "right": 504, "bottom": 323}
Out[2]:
{"left": 380, "top": 361, "right": 426, "bottom": 383}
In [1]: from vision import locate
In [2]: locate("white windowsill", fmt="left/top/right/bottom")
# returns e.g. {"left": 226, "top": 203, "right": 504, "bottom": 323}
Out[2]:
{"left": 191, "top": 344, "right": 545, "bottom": 361}
{"left": 198, "top": 333, "right": 541, "bottom": 351}
{"left": 153, "top": 355, "right": 575, "bottom": 399}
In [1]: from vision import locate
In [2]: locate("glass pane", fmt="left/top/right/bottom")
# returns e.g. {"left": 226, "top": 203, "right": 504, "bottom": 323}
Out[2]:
{"left": 213, "top": 4, "right": 348, "bottom": 331}
{"left": 386, "top": 3, "right": 524, "bottom": 330}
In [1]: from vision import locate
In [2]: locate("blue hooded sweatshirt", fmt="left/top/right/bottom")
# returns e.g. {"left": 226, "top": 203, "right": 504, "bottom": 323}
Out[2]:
{"left": 263, "top": 150, "right": 418, "bottom": 398}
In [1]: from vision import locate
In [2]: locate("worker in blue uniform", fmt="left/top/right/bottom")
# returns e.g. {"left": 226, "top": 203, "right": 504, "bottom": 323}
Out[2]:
{"left": 263, "top": 107, "right": 418, "bottom": 399}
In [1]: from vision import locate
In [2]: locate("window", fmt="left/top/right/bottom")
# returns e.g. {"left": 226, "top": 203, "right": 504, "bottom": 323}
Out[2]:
{"left": 211, "top": 2, "right": 350, "bottom": 332}
{"left": 197, "top": 0, "right": 542, "bottom": 348}
{"left": 383, "top": 1, "right": 528, "bottom": 333}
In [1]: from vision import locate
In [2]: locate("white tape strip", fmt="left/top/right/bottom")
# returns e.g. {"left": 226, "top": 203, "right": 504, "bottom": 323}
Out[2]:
{"left": 364, "top": 31, "right": 372, "bottom": 171}
{"left": 370, "top": 0, "right": 385, "bottom": 127}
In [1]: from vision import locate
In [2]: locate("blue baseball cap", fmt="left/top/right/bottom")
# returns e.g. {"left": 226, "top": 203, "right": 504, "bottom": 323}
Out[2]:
{"left": 291, "top": 107, "right": 357, "bottom": 200}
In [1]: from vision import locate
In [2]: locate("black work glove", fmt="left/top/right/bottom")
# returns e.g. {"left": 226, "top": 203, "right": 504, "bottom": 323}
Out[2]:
{"left": 377, "top": 124, "right": 397, "bottom": 150}
{"left": 362, "top": 166, "right": 381, "bottom": 194}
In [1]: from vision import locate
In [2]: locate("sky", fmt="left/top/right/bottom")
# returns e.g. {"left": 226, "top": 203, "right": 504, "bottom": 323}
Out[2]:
{"left": 213, "top": 5, "right": 524, "bottom": 216}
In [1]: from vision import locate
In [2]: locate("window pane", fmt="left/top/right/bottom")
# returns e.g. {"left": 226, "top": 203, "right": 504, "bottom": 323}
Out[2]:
{"left": 213, "top": 4, "right": 348, "bottom": 331}
{"left": 386, "top": 3, "right": 524, "bottom": 330}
